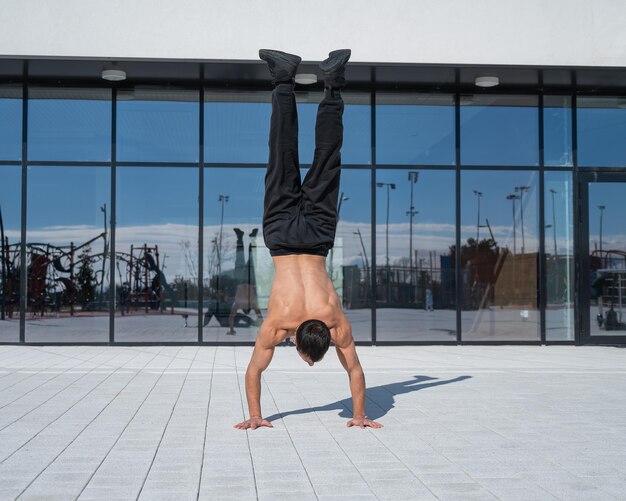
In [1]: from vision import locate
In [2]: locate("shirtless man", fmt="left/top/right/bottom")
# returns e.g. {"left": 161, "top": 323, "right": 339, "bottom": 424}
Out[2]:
{"left": 235, "top": 49, "right": 382, "bottom": 431}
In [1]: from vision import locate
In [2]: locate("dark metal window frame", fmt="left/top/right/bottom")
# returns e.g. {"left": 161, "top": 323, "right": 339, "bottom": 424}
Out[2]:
{"left": 1, "top": 79, "right": 625, "bottom": 346}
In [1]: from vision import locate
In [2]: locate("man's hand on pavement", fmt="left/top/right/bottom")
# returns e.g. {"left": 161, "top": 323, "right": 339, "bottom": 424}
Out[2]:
{"left": 234, "top": 417, "right": 273, "bottom": 430}
{"left": 347, "top": 417, "right": 384, "bottom": 429}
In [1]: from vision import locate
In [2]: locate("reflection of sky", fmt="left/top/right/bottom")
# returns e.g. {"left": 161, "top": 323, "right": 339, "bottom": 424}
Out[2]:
{"left": 589, "top": 183, "right": 626, "bottom": 252}
{"left": 375, "top": 170, "right": 455, "bottom": 262}
{"left": 461, "top": 105, "right": 539, "bottom": 166}
{"left": 117, "top": 100, "right": 199, "bottom": 163}
{"left": 544, "top": 104, "right": 573, "bottom": 166}
{"left": 578, "top": 107, "right": 626, "bottom": 167}
{"left": 204, "top": 100, "right": 370, "bottom": 165}
{"left": 28, "top": 98, "right": 111, "bottom": 161}
{"left": 376, "top": 105, "right": 455, "bottom": 165}
{"left": 0, "top": 98, "right": 22, "bottom": 160}
{"left": 0, "top": 167, "right": 21, "bottom": 232}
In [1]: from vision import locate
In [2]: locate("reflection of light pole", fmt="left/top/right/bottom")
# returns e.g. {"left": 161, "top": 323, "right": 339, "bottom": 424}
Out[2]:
{"left": 550, "top": 189, "right": 558, "bottom": 259}
{"left": 377, "top": 182, "right": 396, "bottom": 305}
{"left": 506, "top": 194, "right": 520, "bottom": 254}
{"left": 515, "top": 185, "right": 529, "bottom": 254}
{"left": 473, "top": 190, "right": 482, "bottom": 241}
{"left": 99, "top": 204, "right": 107, "bottom": 311}
{"left": 354, "top": 229, "right": 370, "bottom": 302}
{"left": 217, "top": 195, "right": 229, "bottom": 297}
{"left": 329, "top": 192, "right": 349, "bottom": 281}
{"left": 407, "top": 171, "right": 419, "bottom": 302}
{"left": 0, "top": 205, "right": 5, "bottom": 320}
{"left": 376, "top": 182, "right": 396, "bottom": 267}
{"left": 598, "top": 205, "right": 606, "bottom": 256}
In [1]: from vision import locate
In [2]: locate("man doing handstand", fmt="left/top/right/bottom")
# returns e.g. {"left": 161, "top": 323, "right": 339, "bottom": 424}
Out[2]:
{"left": 235, "top": 49, "right": 382, "bottom": 430}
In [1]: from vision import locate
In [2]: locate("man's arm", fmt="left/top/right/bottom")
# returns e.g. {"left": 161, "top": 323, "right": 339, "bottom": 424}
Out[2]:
{"left": 234, "top": 321, "right": 276, "bottom": 430}
{"left": 334, "top": 319, "right": 383, "bottom": 429}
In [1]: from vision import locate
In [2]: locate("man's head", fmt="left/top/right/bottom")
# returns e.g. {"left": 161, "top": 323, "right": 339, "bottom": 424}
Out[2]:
{"left": 295, "top": 319, "right": 331, "bottom": 366}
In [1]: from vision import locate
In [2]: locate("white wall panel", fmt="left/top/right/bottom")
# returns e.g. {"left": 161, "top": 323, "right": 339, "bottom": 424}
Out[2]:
{"left": 1, "top": 0, "right": 625, "bottom": 67}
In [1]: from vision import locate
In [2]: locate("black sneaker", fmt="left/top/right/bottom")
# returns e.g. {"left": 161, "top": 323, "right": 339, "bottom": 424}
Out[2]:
{"left": 320, "top": 49, "right": 351, "bottom": 89}
{"left": 259, "top": 49, "right": 301, "bottom": 85}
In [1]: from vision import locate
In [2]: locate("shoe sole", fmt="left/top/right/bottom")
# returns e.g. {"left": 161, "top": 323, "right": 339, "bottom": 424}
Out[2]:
{"left": 320, "top": 49, "right": 351, "bottom": 72}
{"left": 259, "top": 49, "right": 302, "bottom": 67}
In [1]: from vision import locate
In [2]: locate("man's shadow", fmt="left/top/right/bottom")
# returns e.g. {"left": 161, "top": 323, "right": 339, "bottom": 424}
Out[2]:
{"left": 265, "top": 374, "right": 472, "bottom": 422}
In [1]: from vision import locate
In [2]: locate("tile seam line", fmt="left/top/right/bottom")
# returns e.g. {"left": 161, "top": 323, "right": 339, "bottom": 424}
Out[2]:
{"left": 262, "top": 374, "right": 320, "bottom": 500}
{"left": 12, "top": 346, "right": 160, "bottom": 499}
{"left": 233, "top": 346, "right": 260, "bottom": 501}
{"left": 136, "top": 345, "right": 201, "bottom": 500}
{"left": 195, "top": 345, "right": 218, "bottom": 501}
{"left": 72, "top": 345, "right": 182, "bottom": 500}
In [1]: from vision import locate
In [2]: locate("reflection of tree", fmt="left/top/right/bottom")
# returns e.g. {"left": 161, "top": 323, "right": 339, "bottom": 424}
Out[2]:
{"left": 76, "top": 246, "right": 96, "bottom": 310}
{"left": 450, "top": 237, "right": 509, "bottom": 309}
{"left": 179, "top": 239, "right": 197, "bottom": 280}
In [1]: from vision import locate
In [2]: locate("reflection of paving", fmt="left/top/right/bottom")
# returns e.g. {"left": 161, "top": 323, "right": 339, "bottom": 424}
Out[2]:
{"left": 0, "top": 306, "right": 597, "bottom": 343}
{"left": 1, "top": 344, "right": 625, "bottom": 500}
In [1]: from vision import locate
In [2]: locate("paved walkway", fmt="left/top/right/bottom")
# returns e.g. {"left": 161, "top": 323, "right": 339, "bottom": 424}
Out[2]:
{"left": 0, "top": 344, "right": 625, "bottom": 500}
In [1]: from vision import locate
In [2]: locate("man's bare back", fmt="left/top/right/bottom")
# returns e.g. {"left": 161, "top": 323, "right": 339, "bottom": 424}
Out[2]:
{"left": 265, "top": 255, "right": 347, "bottom": 344}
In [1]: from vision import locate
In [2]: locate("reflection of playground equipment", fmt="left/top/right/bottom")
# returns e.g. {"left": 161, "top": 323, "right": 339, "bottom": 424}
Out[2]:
{"left": 3, "top": 231, "right": 107, "bottom": 319}
{"left": 121, "top": 244, "right": 176, "bottom": 314}
{"left": 591, "top": 250, "right": 626, "bottom": 331}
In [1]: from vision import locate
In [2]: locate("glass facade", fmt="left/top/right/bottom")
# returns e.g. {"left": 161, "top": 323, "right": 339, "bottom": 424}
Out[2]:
{"left": 2, "top": 82, "right": 625, "bottom": 344}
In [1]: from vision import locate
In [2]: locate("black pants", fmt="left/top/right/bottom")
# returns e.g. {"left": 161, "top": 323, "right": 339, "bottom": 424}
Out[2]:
{"left": 263, "top": 83, "right": 344, "bottom": 257}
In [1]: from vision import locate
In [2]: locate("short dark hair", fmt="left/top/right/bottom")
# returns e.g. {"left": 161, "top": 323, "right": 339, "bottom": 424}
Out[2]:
{"left": 295, "top": 319, "right": 331, "bottom": 362}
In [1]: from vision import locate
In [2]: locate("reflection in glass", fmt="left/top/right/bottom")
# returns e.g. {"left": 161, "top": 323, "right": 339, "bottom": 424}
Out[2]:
{"left": 578, "top": 97, "right": 626, "bottom": 167}
{"left": 545, "top": 172, "right": 574, "bottom": 340}
{"left": 333, "top": 169, "right": 372, "bottom": 341}
{"left": 376, "top": 93, "right": 455, "bottom": 165}
{"left": 375, "top": 169, "right": 456, "bottom": 341}
{"left": 117, "top": 88, "right": 199, "bottom": 163}
{"left": 461, "top": 95, "right": 539, "bottom": 166}
{"left": 0, "top": 167, "right": 21, "bottom": 342}
{"left": 203, "top": 168, "right": 269, "bottom": 342}
{"left": 115, "top": 167, "right": 198, "bottom": 341}
{"left": 28, "top": 88, "right": 111, "bottom": 161}
{"left": 544, "top": 96, "right": 573, "bottom": 166}
{"left": 460, "top": 171, "right": 539, "bottom": 340}
{"left": 296, "top": 92, "right": 371, "bottom": 165}
{"left": 0, "top": 86, "right": 22, "bottom": 160}
{"left": 26, "top": 166, "right": 110, "bottom": 342}
{"left": 588, "top": 183, "right": 626, "bottom": 336}
{"left": 204, "top": 91, "right": 271, "bottom": 164}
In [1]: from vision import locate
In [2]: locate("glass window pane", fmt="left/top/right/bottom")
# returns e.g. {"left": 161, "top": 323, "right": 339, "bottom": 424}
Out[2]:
{"left": 115, "top": 167, "right": 198, "bottom": 341}
{"left": 577, "top": 97, "right": 626, "bottom": 167}
{"left": 460, "top": 170, "right": 539, "bottom": 341}
{"left": 117, "top": 88, "right": 199, "bottom": 163}
{"left": 0, "top": 166, "right": 21, "bottom": 342}
{"left": 545, "top": 172, "right": 574, "bottom": 340}
{"left": 296, "top": 91, "right": 371, "bottom": 165}
{"left": 461, "top": 95, "right": 539, "bottom": 166}
{"left": 544, "top": 95, "right": 573, "bottom": 166}
{"left": 0, "top": 85, "right": 22, "bottom": 161}
{"left": 26, "top": 166, "right": 111, "bottom": 342}
{"left": 204, "top": 90, "right": 271, "bottom": 164}
{"left": 376, "top": 169, "right": 456, "bottom": 341}
{"left": 376, "top": 93, "right": 455, "bottom": 165}
{"left": 28, "top": 87, "right": 111, "bottom": 161}
{"left": 203, "top": 167, "right": 269, "bottom": 342}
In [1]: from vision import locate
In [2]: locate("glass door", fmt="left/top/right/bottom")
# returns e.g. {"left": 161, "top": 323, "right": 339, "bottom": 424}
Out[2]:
{"left": 579, "top": 173, "right": 626, "bottom": 343}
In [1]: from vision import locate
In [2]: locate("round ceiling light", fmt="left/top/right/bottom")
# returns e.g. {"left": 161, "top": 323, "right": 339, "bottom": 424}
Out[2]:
{"left": 475, "top": 76, "right": 499, "bottom": 88}
{"left": 101, "top": 69, "right": 126, "bottom": 81}
{"left": 295, "top": 73, "right": 317, "bottom": 85}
